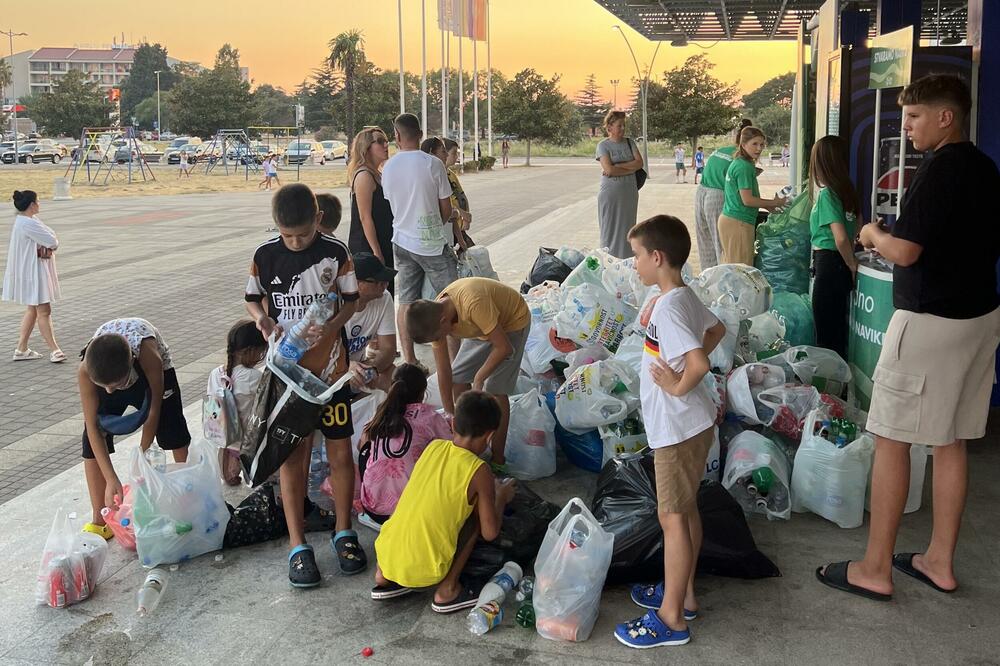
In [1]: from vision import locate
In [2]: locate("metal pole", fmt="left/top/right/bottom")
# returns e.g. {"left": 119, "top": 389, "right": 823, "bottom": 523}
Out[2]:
{"left": 441, "top": 16, "right": 447, "bottom": 138}
{"left": 473, "top": 0, "right": 479, "bottom": 161}
{"left": 398, "top": 0, "right": 405, "bottom": 114}
{"left": 155, "top": 70, "right": 162, "bottom": 137}
{"left": 611, "top": 79, "right": 619, "bottom": 109}
{"left": 445, "top": 29, "right": 450, "bottom": 135}
{"left": 458, "top": 0, "right": 464, "bottom": 162}
{"left": 612, "top": 26, "right": 652, "bottom": 178}
{"left": 870, "top": 88, "right": 882, "bottom": 221}
{"left": 421, "top": 0, "right": 428, "bottom": 135}
{"left": 5, "top": 30, "right": 27, "bottom": 165}
{"left": 486, "top": 0, "right": 493, "bottom": 157}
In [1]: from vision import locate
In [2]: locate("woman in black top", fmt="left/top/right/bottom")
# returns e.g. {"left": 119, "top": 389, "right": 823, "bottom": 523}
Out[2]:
{"left": 347, "top": 127, "right": 394, "bottom": 295}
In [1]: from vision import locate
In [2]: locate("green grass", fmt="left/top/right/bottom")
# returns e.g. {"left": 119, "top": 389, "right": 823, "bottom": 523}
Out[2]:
{"left": 503, "top": 136, "right": 737, "bottom": 159}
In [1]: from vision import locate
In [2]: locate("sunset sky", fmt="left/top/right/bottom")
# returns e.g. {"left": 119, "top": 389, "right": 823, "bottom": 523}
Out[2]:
{"left": 5, "top": 0, "right": 798, "bottom": 101}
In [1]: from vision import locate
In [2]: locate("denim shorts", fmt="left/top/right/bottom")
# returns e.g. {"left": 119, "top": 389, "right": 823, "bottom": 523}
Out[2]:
{"left": 393, "top": 243, "right": 459, "bottom": 304}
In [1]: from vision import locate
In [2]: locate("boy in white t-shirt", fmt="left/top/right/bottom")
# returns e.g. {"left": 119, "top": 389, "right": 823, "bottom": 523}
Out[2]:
{"left": 345, "top": 252, "right": 398, "bottom": 392}
{"left": 614, "top": 215, "right": 726, "bottom": 650}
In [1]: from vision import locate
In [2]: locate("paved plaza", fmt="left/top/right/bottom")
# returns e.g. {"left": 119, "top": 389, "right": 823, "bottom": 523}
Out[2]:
{"left": 1, "top": 164, "right": 999, "bottom": 664}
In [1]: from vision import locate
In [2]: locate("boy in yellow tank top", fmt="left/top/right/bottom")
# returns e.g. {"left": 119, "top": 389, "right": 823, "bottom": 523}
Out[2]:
{"left": 371, "top": 391, "right": 517, "bottom": 613}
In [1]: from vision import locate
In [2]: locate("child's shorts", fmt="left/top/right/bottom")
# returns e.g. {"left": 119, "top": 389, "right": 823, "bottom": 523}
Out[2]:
{"left": 653, "top": 426, "right": 714, "bottom": 513}
{"left": 451, "top": 325, "right": 528, "bottom": 396}
{"left": 318, "top": 383, "right": 354, "bottom": 441}
{"left": 696, "top": 167, "right": 704, "bottom": 174}
{"left": 82, "top": 367, "right": 191, "bottom": 458}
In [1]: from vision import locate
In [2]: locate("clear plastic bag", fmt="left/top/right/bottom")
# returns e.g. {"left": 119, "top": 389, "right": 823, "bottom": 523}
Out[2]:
{"left": 784, "top": 345, "right": 852, "bottom": 394}
{"left": 458, "top": 246, "right": 500, "bottom": 280}
{"left": 708, "top": 294, "right": 740, "bottom": 373}
{"left": 505, "top": 389, "right": 558, "bottom": 481}
{"left": 770, "top": 292, "right": 816, "bottom": 347}
{"left": 534, "top": 498, "right": 615, "bottom": 642}
{"left": 722, "top": 431, "right": 792, "bottom": 521}
{"left": 743, "top": 310, "right": 787, "bottom": 356}
{"left": 597, "top": 413, "right": 647, "bottom": 467}
{"left": 757, "top": 384, "right": 821, "bottom": 441}
{"left": 791, "top": 409, "right": 875, "bottom": 528}
{"left": 726, "top": 363, "right": 786, "bottom": 425}
{"left": 554, "top": 283, "right": 636, "bottom": 353}
{"left": 36, "top": 509, "right": 108, "bottom": 608}
{"left": 690, "top": 264, "right": 773, "bottom": 319}
{"left": 554, "top": 359, "right": 639, "bottom": 434}
{"left": 131, "top": 440, "right": 232, "bottom": 568}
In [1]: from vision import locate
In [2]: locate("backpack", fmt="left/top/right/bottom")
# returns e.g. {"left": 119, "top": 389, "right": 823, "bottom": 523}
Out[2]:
{"left": 204, "top": 368, "right": 244, "bottom": 485}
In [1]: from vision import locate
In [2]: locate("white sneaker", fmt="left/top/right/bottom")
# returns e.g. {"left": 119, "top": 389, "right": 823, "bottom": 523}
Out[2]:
{"left": 13, "top": 348, "right": 42, "bottom": 361}
{"left": 357, "top": 512, "right": 383, "bottom": 532}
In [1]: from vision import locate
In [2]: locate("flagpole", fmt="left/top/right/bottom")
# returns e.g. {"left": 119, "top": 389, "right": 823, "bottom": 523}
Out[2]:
{"left": 445, "top": 29, "right": 450, "bottom": 135}
{"left": 487, "top": 0, "right": 493, "bottom": 157}
{"left": 440, "top": 3, "right": 447, "bottom": 138}
{"left": 458, "top": 0, "right": 465, "bottom": 163}
{"left": 421, "top": 0, "right": 428, "bottom": 134}
{"left": 473, "top": 0, "right": 479, "bottom": 161}
{"left": 397, "top": 0, "right": 405, "bottom": 114}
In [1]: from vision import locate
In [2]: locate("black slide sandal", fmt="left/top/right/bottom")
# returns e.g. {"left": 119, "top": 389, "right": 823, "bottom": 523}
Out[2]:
{"left": 892, "top": 553, "right": 957, "bottom": 594}
{"left": 815, "top": 561, "right": 892, "bottom": 602}
{"left": 431, "top": 586, "right": 478, "bottom": 614}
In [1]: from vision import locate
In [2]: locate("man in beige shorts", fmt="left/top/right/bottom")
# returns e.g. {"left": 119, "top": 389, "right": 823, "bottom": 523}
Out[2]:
{"left": 817, "top": 74, "right": 1000, "bottom": 602}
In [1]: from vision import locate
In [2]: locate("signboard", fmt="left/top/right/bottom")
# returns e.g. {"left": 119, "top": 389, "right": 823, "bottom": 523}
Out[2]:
{"left": 848, "top": 259, "right": 895, "bottom": 409}
{"left": 869, "top": 26, "right": 914, "bottom": 89}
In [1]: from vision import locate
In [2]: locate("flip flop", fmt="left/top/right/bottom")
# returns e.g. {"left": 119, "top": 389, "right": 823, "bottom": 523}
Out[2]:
{"left": 431, "top": 586, "right": 478, "bottom": 614}
{"left": 371, "top": 581, "right": 413, "bottom": 601}
{"left": 50, "top": 350, "right": 67, "bottom": 363}
{"left": 892, "top": 553, "right": 957, "bottom": 594}
{"left": 815, "top": 561, "right": 892, "bottom": 602}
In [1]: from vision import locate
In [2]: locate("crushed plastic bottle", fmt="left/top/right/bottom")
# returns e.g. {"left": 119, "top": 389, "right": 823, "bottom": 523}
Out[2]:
{"left": 474, "top": 562, "right": 522, "bottom": 607}
{"left": 144, "top": 443, "right": 166, "bottom": 473}
{"left": 136, "top": 568, "right": 168, "bottom": 617}
{"left": 466, "top": 601, "right": 504, "bottom": 636}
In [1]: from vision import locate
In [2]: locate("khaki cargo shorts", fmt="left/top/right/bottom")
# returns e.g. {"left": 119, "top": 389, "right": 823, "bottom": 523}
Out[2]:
{"left": 866, "top": 308, "right": 1000, "bottom": 446}
{"left": 653, "top": 426, "right": 714, "bottom": 513}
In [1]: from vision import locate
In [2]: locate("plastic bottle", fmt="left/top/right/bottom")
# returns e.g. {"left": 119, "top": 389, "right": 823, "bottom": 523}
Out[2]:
{"left": 136, "top": 568, "right": 168, "bottom": 616}
{"left": 277, "top": 295, "right": 335, "bottom": 361}
{"left": 751, "top": 467, "right": 775, "bottom": 495}
{"left": 466, "top": 601, "right": 504, "bottom": 636}
{"left": 515, "top": 576, "right": 534, "bottom": 603}
{"left": 145, "top": 443, "right": 166, "bottom": 473}
{"left": 515, "top": 599, "right": 536, "bottom": 628}
{"left": 474, "top": 561, "right": 523, "bottom": 607}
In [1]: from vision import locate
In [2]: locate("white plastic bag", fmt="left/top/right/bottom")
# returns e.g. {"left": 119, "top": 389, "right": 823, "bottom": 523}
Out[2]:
{"left": 534, "top": 498, "right": 615, "bottom": 642}
{"left": 704, "top": 427, "right": 721, "bottom": 482}
{"left": 726, "top": 363, "right": 786, "bottom": 424}
{"left": 601, "top": 257, "right": 643, "bottom": 307}
{"left": 349, "top": 389, "right": 387, "bottom": 461}
{"left": 505, "top": 389, "right": 558, "bottom": 480}
{"left": 792, "top": 409, "right": 875, "bottom": 528}
{"left": 523, "top": 285, "right": 566, "bottom": 375}
{"left": 690, "top": 264, "right": 773, "bottom": 318}
{"left": 562, "top": 252, "right": 607, "bottom": 291}
{"left": 554, "top": 359, "right": 639, "bottom": 434}
{"left": 554, "top": 283, "right": 636, "bottom": 353}
{"left": 744, "top": 310, "right": 786, "bottom": 355}
{"left": 631, "top": 284, "right": 662, "bottom": 335}
{"left": 708, "top": 294, "right": 740, "bottom": 373}
{"left": 784, "top": 345, "right": 852, "bottom": 394}
{"left": 613, "top": 332, "right": 643, "bottom": 374}
{"left": 564, "top": 346, "right": 611, "bottom": 377}
{"left": 36, "top": 509, "right": 109, "bottom": 608}
{"left": 457, "top": 246, "right": 500, "bottom": 280}
{"left": 424, "top": 373, "right": 446, "bottom": 409}
{"left": 722, "top": 431, "right": 792, "bottom": 520}
{"left": 598, "top": 413, "right": 647, "bottom": 467}
{"left": 131, "top": 440, "right": 231, "bottom": 568}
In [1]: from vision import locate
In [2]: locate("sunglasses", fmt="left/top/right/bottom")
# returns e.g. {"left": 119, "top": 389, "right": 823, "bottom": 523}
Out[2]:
{"left": 372, "top": 136, "right": 389, "bottom": 146}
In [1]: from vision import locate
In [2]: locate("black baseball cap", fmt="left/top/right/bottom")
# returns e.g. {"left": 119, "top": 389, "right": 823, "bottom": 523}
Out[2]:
{"left": 353, "top": 252, "right": 398, "bottom": 282}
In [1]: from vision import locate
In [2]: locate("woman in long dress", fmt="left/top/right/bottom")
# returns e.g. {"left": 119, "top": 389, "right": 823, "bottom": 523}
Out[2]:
{"left": 2, "top": 190, "right": 65, "bottom": 362}
{"left": 596, "top": 110, "right": 643, "bottom": 258}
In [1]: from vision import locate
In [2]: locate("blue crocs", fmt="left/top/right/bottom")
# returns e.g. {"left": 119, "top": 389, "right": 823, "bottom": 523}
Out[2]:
{"left": 614, "top": 610, "right": 691, "bottom": 649}
{"left": 629, "top": 582, "right": 698, "bottom": 620}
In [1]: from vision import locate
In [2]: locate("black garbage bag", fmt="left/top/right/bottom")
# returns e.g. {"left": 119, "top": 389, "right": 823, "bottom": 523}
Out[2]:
{"left": 521, "top": 247, "right": 572, "bottom": 293}
{"left": 697, "top": 480, "right": 781, "bottom": 579}
{"left": 591, "top": 450, "right": 781, "bottom": 583}
{"left": 223, "top": 485, "right": 287, "bottom": 549}
{"left": 461, "top": 484, "right": 560, "bottom": 588}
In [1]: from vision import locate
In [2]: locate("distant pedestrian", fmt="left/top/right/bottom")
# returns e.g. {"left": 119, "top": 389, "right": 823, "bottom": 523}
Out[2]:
{"left": 501, "top": 139, "right": 510, "bottom": 168}
{"left": 178, "top": 151, "right": 190, "bottom": 178}
{"left": 674, "top": 144, "right": 687, "bottom": 183}
{"left": 781, "top": 144, "right": 790, "bottom": 168}
{"left": 258, "top": 154, "right": 272, "bottom": 190}
{"left": 347, "top": 127, "right": 395, "bottom": 295}
{"left": 693, "top": 146, "right": 705, "bottom": 185}
{"left": 596, "top": 110, "right": 643, "bottom": 259}
{"left": 3, "top": 190, "right": 65, "bottom": 363}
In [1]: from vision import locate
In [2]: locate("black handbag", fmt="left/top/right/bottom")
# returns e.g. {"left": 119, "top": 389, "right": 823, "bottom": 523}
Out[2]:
{"left": 629, "top": 138, "right": 648, "bottom": 190}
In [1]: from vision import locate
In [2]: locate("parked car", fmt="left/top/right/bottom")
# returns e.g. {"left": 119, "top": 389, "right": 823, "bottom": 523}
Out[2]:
{"left": 227, "top": 143, "right": 269, "bottom": 165}
{"left": 320, "top": 140, "right": 348, "bottom": 161}
{"left": 160, "top": 131, "right": 177, "bottom": 140}
{"left": 283, "top": 141, "right": 326, "bottom": 165}
{"left": 166, "top": 143, "right": 202, "bottom": 164}
{"left": 114, "top": 142, "right": 155, "bottom": 164}
{"left": 161, "top": 136, "right": 202, "bottom": 164}
{"left": 34, "top": 139, "right": 69, "bottom": 157}
{"left": 2, "top": 143, "right": 62, "bottom": 164}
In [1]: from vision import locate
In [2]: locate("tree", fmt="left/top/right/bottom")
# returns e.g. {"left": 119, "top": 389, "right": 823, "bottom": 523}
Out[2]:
{"left": 328, "top": 30, "right": 366, "bottom": 140}
{"left": 132, "top": 95, "right": 159, "bottom": 130}
{"left": 119, "top": 43, "right": 175, "bottom": 120}
{"left": 640, "top": 55, "right": 741, "bottom": 150}
{"left": 166, "top": 45, "right": 253, "bottom": 137}
{"left": 754, "top": 104, "right": 792, "bottom": 144}
{"left": 0, "top": 59, "right": 11, "bottom": 127}
{"left": 25, "top": 70, "right": 112, "bottom": 136}
{"left": 252, "top": 84, "right": 294, "bottom": 127}
{"left": 493, "top": 68, "right": 580, "bottom": 166}
{"left": 329, "top": 62, "right": 419, "bottom": 138}
{"left": 742, "top": 72, "right": 795, "bottom": 115}
{"left": 574, "top": 73, "right": 611, "bottom": 137}
{"left": 297, "top": 62, "right": 341, "bottom": 131}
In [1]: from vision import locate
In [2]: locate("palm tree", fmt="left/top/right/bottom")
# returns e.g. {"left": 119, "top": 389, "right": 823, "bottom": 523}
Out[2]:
{"left": 327, "top": 30, "right": 366, "bottom": 140}
{"left": 0, "top": 59, "right": 12, "bottom": 102}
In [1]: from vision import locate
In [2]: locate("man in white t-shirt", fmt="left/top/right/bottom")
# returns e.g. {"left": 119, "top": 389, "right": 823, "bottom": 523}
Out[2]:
{"left": 613, "top": 215, "right": 726, "bottom": 650}
{"left": 381, "top": 113, "right": 458, "bottom": 364}
{"left": 674, "top": 144, "right": 687, "bottom": 184}
{"left": 346, "top": 253, "right": 398, "bottom": 392}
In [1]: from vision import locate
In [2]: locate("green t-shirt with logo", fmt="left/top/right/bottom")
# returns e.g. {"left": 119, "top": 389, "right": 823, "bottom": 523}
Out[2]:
{"left": 701, "top": 145, "right": 736, "bottom": 190}
{"left": 721, "top": 157, "right": 760, "bottom": 225}
{"left": 809, "top": 187, "right": 857, "bottom": 252}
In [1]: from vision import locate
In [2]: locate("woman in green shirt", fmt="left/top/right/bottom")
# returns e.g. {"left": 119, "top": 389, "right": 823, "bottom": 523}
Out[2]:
{"left": 809, "top": 135, "right": 860, "bottom": 359}
{"left": 718, "top": 127, "right": 787, "bottom": 265}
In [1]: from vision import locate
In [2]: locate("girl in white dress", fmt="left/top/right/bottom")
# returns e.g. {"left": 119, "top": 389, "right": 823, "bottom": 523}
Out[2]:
{"left": 2, "top": 190, "right": 65, "bottom": 362}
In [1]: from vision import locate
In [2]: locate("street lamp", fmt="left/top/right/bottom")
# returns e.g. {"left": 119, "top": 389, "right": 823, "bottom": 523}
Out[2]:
{"left": 612, "top": 25, "right": 661, "bottom": 179}
{"left": 154, "top": 70, "right": 162, "bottom": 137}
{"left": 610, "top": 79, "right": 619, "bottom": 109}
{"left": 2, "top": 29, "right": 28, "bottom": 164}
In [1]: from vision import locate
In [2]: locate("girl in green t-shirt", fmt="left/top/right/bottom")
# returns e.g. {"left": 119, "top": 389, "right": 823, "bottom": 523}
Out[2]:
{"left": 808, "top": 135, "right": 861, "bottom": 359}
{"left": 718, "top": 127, "right": 787, "bottom": 265}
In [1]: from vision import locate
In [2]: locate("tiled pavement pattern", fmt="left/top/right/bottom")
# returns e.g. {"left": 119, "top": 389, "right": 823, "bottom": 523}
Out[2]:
{"left": 0, "top": 165, "right": 602, "bottom": 503}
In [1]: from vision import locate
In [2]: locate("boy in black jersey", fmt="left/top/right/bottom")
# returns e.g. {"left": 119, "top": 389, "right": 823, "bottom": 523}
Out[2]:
{"left": 245, "top": 184, "right": 366, "bottom": 587}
